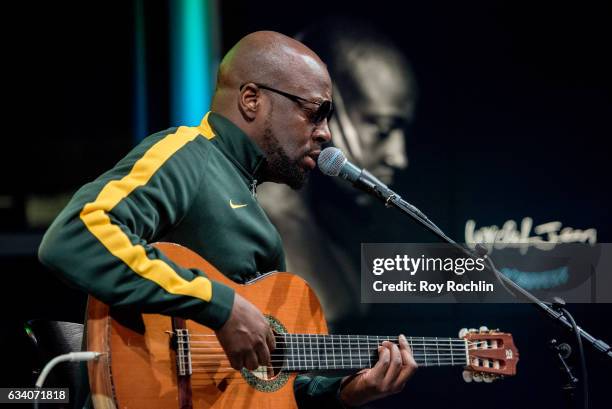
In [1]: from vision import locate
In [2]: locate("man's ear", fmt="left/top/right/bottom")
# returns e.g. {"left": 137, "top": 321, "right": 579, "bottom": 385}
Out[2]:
{"left": 238, "top": 83, "right": 260, "bottom": 121}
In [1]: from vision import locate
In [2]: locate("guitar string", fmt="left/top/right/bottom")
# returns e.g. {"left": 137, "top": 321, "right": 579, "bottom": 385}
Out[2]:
{"left": 186, "top": 359, "right": 469, "bottom": 371}
{"left": 183, "top": 360, "right": 472, "bottom": 379}
{"left": 178, "top": 343, "right": 488, "bottom": 350}
{"left": 179, "top": 344, "right": 479, "bottom": 350}
{"left": 180, "top": 347, "right": 482, "bottom": 355}
{"left": 183, "top": 334, "right": 492, "bottom": 345}
{"left": 176, "top": 337, "right": 485, "bottom": 345}
{"left": 186, "top": 345, "right": 472, "bottom": 350}
{"left": 186, "top": 350, "right": 469, "bottom": 356}
{"left": 184, "top": 333, "right": 489, "bottom": 338}
{"left": 180, "top": 342, "right": 483, "bottom": 348}
{"left": 182, "top": 334, "right": 476, "bottom": 343}
{"left": 185, "top": 354, "right": 471, "bottom": 360}
{"left": 180, "top": 340, "right": 474, "bottom": 345}
{"left": 185, "top": 349, "right": 471, "bottom": 356}
{"left": 187, "top": 357, "right": 474, "bottom": 368}
{"left": 183, "top": 352, "right": 473, "bottom": 362}
{"left": 187, "top": 359, "right": 472, "bottom": 366}
{"left": 184, "top": 333, "right": 473, "bottom": 337}
{"left": 179, "top": 340, "right": 483, "bottom": 347}
{"left": 189, "top": 360, "right": 471, "bottom": 366}
{"left": 191, "top": 354, "right": 470, "bottom": 364}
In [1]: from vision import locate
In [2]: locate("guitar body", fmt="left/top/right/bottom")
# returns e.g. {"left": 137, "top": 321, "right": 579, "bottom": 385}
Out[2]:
{"left": 87, "top": 242, "right": 328, "bottom": 409}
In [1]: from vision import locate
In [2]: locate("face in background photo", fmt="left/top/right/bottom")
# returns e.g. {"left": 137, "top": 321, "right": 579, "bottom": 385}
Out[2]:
{"left": 297, "top": 19, "right": 418, "bottom": 197}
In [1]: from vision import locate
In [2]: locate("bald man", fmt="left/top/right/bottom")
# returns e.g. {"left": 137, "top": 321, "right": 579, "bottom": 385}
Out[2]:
{"left": 39, "top": 31, "right": 416, "bottom": 408}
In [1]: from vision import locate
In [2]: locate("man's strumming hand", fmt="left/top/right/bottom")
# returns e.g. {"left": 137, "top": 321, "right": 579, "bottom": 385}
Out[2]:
{"left": 215, "top": 293, "right": 275, "bottom": 371}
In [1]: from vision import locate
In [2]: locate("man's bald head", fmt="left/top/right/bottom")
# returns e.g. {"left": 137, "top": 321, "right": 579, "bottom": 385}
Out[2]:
{"left": 210, "top": 31, "right": 333, "bottom": 189}
{"left": 211, "top": 31, "right": 330, "bottom": 113}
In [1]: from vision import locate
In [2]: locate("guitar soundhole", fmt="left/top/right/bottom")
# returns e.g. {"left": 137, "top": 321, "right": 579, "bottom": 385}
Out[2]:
{"left": 240, "top": 315, "right": 290, "bottom": 392}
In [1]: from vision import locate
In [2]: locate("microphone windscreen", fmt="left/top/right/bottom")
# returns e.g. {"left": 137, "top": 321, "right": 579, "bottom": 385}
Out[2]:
{"left": 318, "top": 147, "right": 346, "bottom": 176}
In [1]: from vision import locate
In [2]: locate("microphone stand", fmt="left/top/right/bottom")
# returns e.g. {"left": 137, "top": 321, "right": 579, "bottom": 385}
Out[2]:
{"left": 356, "top": 177, "right": 611, "bottom": 408}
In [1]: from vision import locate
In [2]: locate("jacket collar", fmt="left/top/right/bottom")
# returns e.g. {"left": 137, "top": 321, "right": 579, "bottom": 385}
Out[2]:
{"left": 199, "top": 112, "right": 266, "bottom": 183}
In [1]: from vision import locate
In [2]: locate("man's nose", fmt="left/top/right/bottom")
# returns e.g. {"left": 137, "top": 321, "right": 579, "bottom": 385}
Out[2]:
{"left": 312, "top": 120, "right": 332, "bottom": 144}
{"left": 381, "top": 129, "right": 408, "bottom": 169}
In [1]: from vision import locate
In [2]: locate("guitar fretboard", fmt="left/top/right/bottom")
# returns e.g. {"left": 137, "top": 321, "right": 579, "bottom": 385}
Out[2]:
{"left": 281, "top": 334, "right": 468, "bottom": 371}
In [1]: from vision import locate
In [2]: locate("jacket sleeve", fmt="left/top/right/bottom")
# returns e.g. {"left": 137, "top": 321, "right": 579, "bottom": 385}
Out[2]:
{"left": 38, "top": 127, "right": 234, "bottom": 329}
{"left": 294, "top": 375, "right": 347, "bottom": 409}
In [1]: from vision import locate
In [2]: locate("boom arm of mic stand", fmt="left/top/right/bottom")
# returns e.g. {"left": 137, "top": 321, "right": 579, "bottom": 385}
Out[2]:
{"left": 379, "top": 192, "right": 612, "bottom": 361}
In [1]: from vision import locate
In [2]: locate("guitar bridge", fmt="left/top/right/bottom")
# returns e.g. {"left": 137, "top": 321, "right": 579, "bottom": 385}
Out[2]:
{"left": 175, "top": 328, "right": 192, "bottom": 376}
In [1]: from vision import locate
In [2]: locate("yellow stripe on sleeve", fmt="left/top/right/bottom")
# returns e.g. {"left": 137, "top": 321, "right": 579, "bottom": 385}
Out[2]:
{"left": 80, "top": 118, "right": 217, "bottom": 303}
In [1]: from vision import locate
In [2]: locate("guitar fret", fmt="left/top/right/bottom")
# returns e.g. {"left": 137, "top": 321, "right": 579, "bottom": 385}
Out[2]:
{"left": 308, "top": 334, "right": 312, "bottom": 370}
{"left": 340, "top": 335, "right": 344, "bottom": 368}
{"left": 324, "top": 335, "right": 329, "bottom": 369}
{"left": 449, "top": 338, "right": 454, "bottom": 366}
{"left": 293, "top": 334, "right": 297, "bottom": 370}
{"left": 370, "top": 335, "right": 375, "bottom": 368}
{"left": 366, "top": 335, "right": 370, "bottom": 368}
{"left": 285, "top": 334, "right": 295, "bottom": 370}
{"left": 357, "top": 336, "right": 363, "bottom": 368}
{"left": 375, "top": 335, "right": 381, "bottom": 368}
{"left": 307, "top": 334, "right": 310, "bottom": 369}
{"left": 304, "top": 334, "right": 307, "bottom": 370}
{"left": 290, "top": 334, "right": 295, "bottom": 371}
{"left": 316, "top": 335, "right": 321, "bottom": 370}
{"left": 331, "top": 335, "right": 335, "bottom": 369}
{"left": 307, "top": 334, "right": 310, "bottom": 370}
{"left": 312, "top": 335, "right": 315, "bottom": 370}
{"left": 436, "top": 336, "right": 440, "bottom": 366}
{"left": 300, "top": 334, "right": 305, "bottom": 370}
{"left": 345, "top": 335, "right": 353, "bottom": 368}
{"left": 292, "top": 334, "right": 297, "bottom": 370}
{"left": 310, "top": 334, "right": 314, "bottom": 370}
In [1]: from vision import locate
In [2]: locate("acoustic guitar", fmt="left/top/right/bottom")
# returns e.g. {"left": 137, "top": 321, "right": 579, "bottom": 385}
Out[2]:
{"left": 86, "top": 242, "right": 519, "bottom": 409}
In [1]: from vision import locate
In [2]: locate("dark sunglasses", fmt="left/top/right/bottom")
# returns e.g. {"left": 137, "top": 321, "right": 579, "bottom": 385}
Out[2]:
{"left": 240, "top": 83, "right": 333, "bottom": 125}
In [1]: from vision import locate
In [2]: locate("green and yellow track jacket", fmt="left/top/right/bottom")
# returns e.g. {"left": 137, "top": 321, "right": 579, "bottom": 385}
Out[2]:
{"left": 39, "top": 112, "right": 344, "bottom": 408}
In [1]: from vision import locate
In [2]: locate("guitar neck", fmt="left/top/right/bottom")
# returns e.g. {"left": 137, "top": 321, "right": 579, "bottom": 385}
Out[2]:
{"left": 282, "top": 334, "right": 468, "bottom": 371}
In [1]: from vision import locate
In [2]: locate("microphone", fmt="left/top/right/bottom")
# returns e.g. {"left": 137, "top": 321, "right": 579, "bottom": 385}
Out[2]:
{"left": 317, "top": 147, "right": 440, "bottom": 232}
{"left": 317, "top": 147, "right": 396, "bottom": 201}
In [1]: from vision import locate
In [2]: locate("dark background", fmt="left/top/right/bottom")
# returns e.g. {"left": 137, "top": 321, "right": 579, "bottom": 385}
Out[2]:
{"left": 2, "top": 0, "right": 611, "bottom": 408}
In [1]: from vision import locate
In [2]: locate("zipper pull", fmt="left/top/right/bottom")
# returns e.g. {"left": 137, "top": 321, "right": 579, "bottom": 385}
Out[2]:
{"left": 250, "top": 179, "right": 257, "bottom": 197}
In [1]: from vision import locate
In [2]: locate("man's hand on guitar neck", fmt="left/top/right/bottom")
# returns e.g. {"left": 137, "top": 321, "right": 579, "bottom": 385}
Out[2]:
{"left": 215, "top": 293, "right": 276, "bottom": 371}
{"left": 339, "top": 335, "right": 417, "bottom": 407}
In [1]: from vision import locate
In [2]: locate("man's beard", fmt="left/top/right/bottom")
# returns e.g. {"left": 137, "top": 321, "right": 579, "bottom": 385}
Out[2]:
{"left": 261, "top": 123, "right": 308, "bottom": 190}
